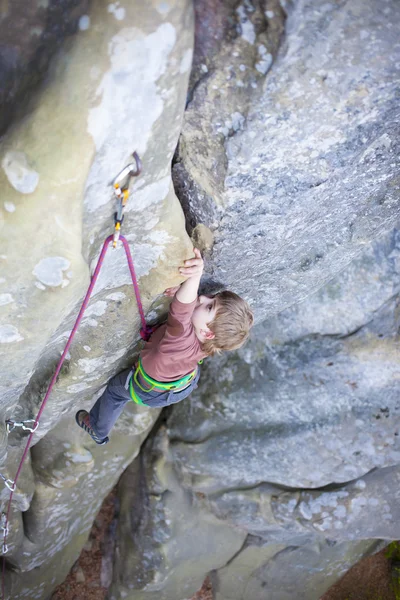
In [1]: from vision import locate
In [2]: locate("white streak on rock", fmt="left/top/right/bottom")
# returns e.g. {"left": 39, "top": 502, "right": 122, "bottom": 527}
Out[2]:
{"left": 106, "top": 292, "right": 126, "bottom": 301}
{"left": 78, "top": 15, "right": 90, "bottom": 30}
{"left": 0, "top": 293, "right": 13, "bottom": 306}
{"left": 85, "top": 318, "right": 98, "bottom": 327}
{"left": 33, "top": 257, "right": 71, "bottom": 287}
{"left": 180, "top": 49, "right": 193, "bottom": 73}
{"left": 86, "top": 23, "right": 176, "bottom": 212}
{"left": 92, "top": 239, "right": 165, "bottom": 293}
{"left": 2, "top": 151, "right": 39, "bottom": 194}
{"left": 107, "top": 3, "right": 125, "bottom": 20}
{"left": 125, "top": 176, "right": 170, "bottom": 213}
{"left": 144, "top": 229, "right": 171, "bottom": 246}
{"left": 354, "top": 479, "right": 366, "bottom": 490}
{"left": 157, "top": 2, "right": 171, "bottom": 15}
{"left": 84, "top": 301, "right": 107, "bottom": 318}
{"left": 66, "top": 382, "right": 91, "bottom": 393}
{"left": 4, "top": 202, "right": 16, "bottom": 213}
{"left": 77, "top": 349, "right": 125, "bottom": 374}
{"left": 114, "top": 7, "right": 125, "bottom": 20}
{"left": 0, "top": 324, "right": 23, "bottom": 343}
{"left": 65, "top": 451, "right": 93, "bottom": 463}
{"left": 255, "top": 53, "right": 273, "bottom": 74}
{"left": 236, "top": 5, "right": 255, "bottom": 45}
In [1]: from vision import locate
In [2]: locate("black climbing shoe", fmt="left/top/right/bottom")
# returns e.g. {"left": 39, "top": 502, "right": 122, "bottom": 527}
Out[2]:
{"left": 75, "top": 410, "right": 109, "bottom": 445}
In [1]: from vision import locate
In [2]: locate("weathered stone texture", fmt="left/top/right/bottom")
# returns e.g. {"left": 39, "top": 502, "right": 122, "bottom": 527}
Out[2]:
{"left": 0, "top": 0, "right": 90, "bottom": 137}
{"left": 0, "top": 0, "right": 399, "bottom": 599}
{"left": 0, "top": 1, "right": 194, "bottom": 598}
{"left": 211, "top": 538, "right": 381, "bottom": 600}
{"left": 107, "top": 0, "right": 400, "bottom": 598}
{"left": 176, "top": 0, "right": 400, "bottom": 318}
{"left": 168, "top": 229, "right": 400, "bottom": 492}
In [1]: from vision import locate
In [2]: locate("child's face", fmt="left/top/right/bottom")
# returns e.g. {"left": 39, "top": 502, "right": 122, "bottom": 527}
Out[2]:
{"left": 192, "top": 295, "right": 218, "bottom": 339}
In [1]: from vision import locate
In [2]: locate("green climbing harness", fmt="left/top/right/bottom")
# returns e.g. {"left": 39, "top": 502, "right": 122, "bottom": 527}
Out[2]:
{"left": 129, "top": 358, "right": 198, "bottom": 405}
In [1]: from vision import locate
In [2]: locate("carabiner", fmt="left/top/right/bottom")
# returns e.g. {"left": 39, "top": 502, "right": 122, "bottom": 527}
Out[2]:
{"left": 0, "top": 474, "right": 15, "bottom": 492}
{"left": 111, "top": 152, "right": 142, "bottom": 248}
{"left": 112, "top": 151, "right": 142, "bottom": 196}
{"left": 6, "top": 419, "right": 39, "bottom": 434}
{"left": 21, "top": 419, "right": 39, "bottom": 433}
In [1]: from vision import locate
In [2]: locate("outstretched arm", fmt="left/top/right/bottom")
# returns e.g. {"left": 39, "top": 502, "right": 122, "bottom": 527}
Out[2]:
{"left": 175, "top": 248, "right": 204, "bottom": 304}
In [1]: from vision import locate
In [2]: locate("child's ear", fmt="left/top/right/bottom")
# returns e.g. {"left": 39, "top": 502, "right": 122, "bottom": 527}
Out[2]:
{"left": 204, "top": 330, "right": 215, "bottom": 340}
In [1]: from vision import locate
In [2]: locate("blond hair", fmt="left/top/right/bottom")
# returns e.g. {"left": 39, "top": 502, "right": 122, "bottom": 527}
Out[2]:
{"left": 202, "top": 291, "right": 254, "bottom": 356}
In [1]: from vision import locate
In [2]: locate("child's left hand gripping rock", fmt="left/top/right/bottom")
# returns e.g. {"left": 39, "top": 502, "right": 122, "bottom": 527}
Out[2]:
{"left": 179, "top": 248, "right": 204, "bottom": 278}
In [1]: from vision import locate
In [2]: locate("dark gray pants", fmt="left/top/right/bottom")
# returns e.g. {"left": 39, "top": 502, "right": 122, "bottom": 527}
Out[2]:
{"left": 89, "top": 367, "right": 200, "bottom": 438}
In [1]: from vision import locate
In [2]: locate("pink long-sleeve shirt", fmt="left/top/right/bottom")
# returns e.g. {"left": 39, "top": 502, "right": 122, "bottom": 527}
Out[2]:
{"left": 140, "top": 296, "right": 207, "bottom": 382}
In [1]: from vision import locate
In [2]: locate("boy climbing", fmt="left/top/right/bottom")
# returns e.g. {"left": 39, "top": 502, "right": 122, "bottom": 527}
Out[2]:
{"left": 75, "top": 247, "right": 254, "bottom": 445}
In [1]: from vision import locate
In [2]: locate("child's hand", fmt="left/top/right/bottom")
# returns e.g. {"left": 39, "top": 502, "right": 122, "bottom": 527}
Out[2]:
{"left": 164, "top": 286, "right": 181, "bottom": 297}
{"left": 179, "top": 248, "right": 204, "bottom": 278}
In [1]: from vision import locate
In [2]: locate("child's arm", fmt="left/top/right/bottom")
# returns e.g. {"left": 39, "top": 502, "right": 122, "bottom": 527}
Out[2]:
{"left": 176, "top": 248, "right": 204, "bottom": 304}
{"left": 164, "top": 285, "right": 181, "bottom": 297}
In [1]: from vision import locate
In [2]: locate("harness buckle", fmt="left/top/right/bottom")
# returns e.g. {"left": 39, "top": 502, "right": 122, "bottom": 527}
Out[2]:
{"left": 112, "top": 152, "right": 142, "bottom": 248}
{"left": 2, "top": 542, "right": 8, "bottom": 555}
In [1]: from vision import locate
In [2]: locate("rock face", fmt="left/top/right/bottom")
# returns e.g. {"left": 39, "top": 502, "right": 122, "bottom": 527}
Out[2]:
{"left": 168, "top": 228, "right": 400, "bottom": 493}
{"left": 174, "top": 0, "right": 400, "bottom": 318}
{"left": 0, "top": 1, "right": 194, "bottom": 598}
{"left": 0, "top": 0, "right": 399, "bottom": 599}
{"left": 0, "top": 0, "right": 90, "bottom": 137}
{"left": 109, "top": 0, "right": 400, "bottom": 599}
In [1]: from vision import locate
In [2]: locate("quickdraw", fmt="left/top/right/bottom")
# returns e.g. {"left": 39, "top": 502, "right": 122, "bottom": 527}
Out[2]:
{"left": 0, "top": 475, "right": 15, "bottom": 492}
{"left": 1, "top": 153, "right": 151, "bottom": 599}
{"left": 112, "top": 151, "right": 142, "bottom": 248}
{"left": 5, "top": 420, "right": 39, "bottom": 434}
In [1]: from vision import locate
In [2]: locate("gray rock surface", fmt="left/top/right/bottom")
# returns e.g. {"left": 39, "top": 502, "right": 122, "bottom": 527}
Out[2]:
{"left": 0, "top": 0, "right": 399, "bottom": 598}
{"left": 0, "top": 1, "right": 194, "bottom": 598}
{"left": 212, "top": 538, "right": 382, "bottom": 600}
{"left": 108, "top": 0, "right": 400, "bottom": 598}
{"left": 176, "top": 0, "right": 400, "bottom": 318}
{"left": 0, "top": 0, "right": 89, "bottom": 136}
{"left": 111, "top": 429, "right": 382, "bottom": 600}
{"left": 272, "top": 465, "right": 400, "bottom": 541}
{"left": 168, "top": 229, "right": 400, "bottom": 492}
{"left": 109, "top": 428, "right": 247, "bottom": 600}
{"left": 109, "top": 224, "right": 399, "bottom": 598}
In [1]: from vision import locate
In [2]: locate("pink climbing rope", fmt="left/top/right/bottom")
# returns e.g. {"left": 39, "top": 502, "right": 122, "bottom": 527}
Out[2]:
{"left": 1, "top": 234, "right": 151, "bottom": 600}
